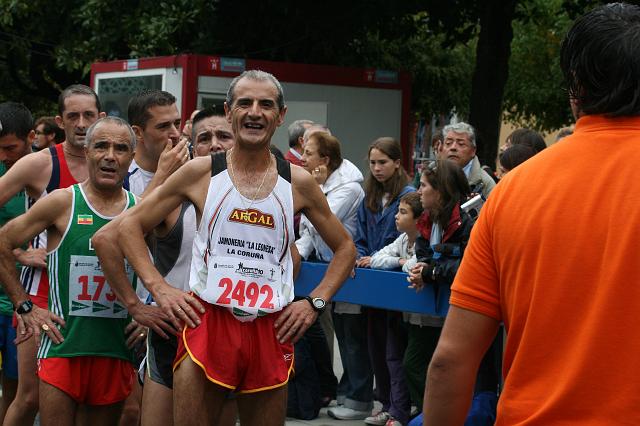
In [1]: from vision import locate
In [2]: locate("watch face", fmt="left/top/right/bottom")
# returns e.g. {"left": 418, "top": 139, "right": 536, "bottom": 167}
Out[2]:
{"left": 313, "top": 298, "right": 325, "bottom": 310}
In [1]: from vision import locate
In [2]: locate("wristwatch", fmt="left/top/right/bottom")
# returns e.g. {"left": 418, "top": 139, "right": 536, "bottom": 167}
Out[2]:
{"left": 304, "top": 296, "right": 327, "bottom": 314}
{"left": 15, "top": 299, "right": 34, "bottom": 315}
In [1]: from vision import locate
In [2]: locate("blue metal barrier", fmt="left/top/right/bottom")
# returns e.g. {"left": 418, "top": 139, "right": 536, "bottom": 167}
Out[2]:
{"left": 294, "top": 261, "right": 445, "bottom": 316}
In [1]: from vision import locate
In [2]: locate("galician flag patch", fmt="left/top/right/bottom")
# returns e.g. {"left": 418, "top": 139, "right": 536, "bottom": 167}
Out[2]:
{"left": 77, "top": 214, "right": 93, "bottom": 225}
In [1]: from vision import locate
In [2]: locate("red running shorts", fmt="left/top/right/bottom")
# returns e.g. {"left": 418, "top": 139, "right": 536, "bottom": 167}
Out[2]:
{"left": 38, "top": 356, "right": 134, "bottom": 405}
{"left": 174, "top": 299, "right": 294, "bottom": 394}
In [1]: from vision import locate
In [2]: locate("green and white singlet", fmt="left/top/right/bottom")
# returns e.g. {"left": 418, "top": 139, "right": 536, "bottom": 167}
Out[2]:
{"left": 38, "top": 184, "right": 137, "bottom": 362}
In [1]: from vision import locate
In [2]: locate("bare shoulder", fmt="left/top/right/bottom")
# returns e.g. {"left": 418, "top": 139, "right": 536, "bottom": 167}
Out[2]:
{"left": 156, "top": 156, "right": 211, "bottom": 195}
{"left": 23, "top": 187, "right": 72, "bottom": 232}
{"left": 290, "top": 164, "right": 314, "bottom": 190}
{"left": 17, "top": 149, "right": 53, "bottom": 172}
{"left": 36, "top": 187, "right": 73, "bottom": 210}
{"left": 290, "top": 164, "right": 322, "bottom": 213}
{"left": 0, "top": 149, "right": 53, "bottom": 197}
{"left": 176, "top": 156, "right": 212, "bottom": 183}
{"left": 148, "top": 156, "right": 212, "bottom": 212}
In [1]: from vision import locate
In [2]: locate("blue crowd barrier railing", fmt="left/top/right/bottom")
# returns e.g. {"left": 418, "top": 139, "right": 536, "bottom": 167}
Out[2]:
{"left": 294, "top": 261, "right": 446, "bottom": 316}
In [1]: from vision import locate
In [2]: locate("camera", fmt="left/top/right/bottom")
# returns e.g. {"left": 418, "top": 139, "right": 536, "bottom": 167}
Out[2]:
{"left": 461, "top": 194, "right": 484, "bottom": 219}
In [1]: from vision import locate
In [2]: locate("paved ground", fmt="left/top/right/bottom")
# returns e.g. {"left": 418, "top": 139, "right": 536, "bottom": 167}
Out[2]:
{"left": 285, "top": 401, "right": 384, "bottom": 426}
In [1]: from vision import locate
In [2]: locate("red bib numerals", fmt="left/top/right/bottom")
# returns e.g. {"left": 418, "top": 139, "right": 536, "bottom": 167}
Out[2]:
{"left": 77, "top": 275, "right": 117, "bottom": 302}
{"left": 215, "top": 277, "right": 274, "bottom": 309}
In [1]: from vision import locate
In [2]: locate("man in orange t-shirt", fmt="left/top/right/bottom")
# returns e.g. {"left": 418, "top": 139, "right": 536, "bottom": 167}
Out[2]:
{"left": 423, "top": 4, "right": 640, "bottom": 425}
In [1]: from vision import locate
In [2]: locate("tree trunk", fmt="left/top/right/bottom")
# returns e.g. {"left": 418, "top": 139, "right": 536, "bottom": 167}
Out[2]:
{"left": 468, "top": 0, "right": 517, "bottom": 168}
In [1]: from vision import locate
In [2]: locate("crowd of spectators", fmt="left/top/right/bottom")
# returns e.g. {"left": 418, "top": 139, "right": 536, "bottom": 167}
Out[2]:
{"left": 287, "top": 114, "right": 548, "bottom": 425}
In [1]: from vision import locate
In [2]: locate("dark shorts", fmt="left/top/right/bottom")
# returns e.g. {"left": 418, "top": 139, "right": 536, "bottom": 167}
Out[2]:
{"left": 0, "top": 314, "right": 17, "bottom": 379}
{"left": 174, "top": 299, "right": 294, "bottom": 394}
{"left": 146, "top": 330, "right": 178, "bottom": 388}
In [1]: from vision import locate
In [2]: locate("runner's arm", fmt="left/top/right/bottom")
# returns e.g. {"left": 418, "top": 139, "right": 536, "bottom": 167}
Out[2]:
{"left": 116, "top": 158, "right": 209, "bottom": 327}
{"left": 0, "top": 191, "right": 69, "bottom": 343}
{"left": 423, "top": 306, "right": 499, "bottom": 425}
{"left": 295, "top": 167, "right": 356, "bottom": 301}
{"left": 92, "top": 218, "right": 178, "bottom": 338}
{"left": 275, "top": 167, "right": 356, "bottom": 343}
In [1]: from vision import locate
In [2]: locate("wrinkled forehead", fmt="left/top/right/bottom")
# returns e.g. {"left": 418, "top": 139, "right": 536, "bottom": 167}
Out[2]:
{"left": 194, "top": 116, "right": 231, "bottom": 134}
{"left": 62, "top": 94, "right": 99, "bottom": 114}
{"left": 89, "top": 123, "right": 134, "bottom": 146}
{"left": 445, "top": 131, "right": 471, "bottom": 142}
{"left": 232, "top": 77, "right": 280, "bottom": 104}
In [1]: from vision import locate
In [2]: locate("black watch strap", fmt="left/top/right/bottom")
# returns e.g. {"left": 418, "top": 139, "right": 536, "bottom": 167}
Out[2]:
{"left": 15, "top": 299, "right": 34, "bottom": 315}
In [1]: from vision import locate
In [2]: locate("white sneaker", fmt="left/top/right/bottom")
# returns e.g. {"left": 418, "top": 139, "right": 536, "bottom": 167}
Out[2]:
{"left": 327, "top": 406, "right": 371, "bottom": 420}
{"left": 364, "top": 411, "right": 391, "bottom": 425}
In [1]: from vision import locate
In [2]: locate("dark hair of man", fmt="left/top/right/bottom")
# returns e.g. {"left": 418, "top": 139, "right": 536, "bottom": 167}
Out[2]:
{"left": 423, "top": 160, "right": 470, "bottom": 228}
{"left": 288, "top": 119, "right": 314, "bottom": 147}
{"left": 507, "top": 128, "right": 546, "bottom": 152}
{"left": 35, "top": 116, "right": 65, "bottom": 143}
{"left": 128, "top": 90, "right": 176, "bottom": 129}
{"left": 0, "top": 102, "right": 33, "bottom": 141}
{"left": 560, "top": 3, "right": 640, "bottom": 116}
{"left": 364, "top": 137, "right": 410, "bottom": 213}
{"left": 499, "top": 144, "right": 536, "bottom": 172}
{"left": 400, "top": 192, "right": 424, "bottom": 219}
{"left": 58, "top": 84, "right": 101, "bottom": 116}
{"left": 191, "top": 107, "right": 225, "bottom": 141}
{"left": 226, "top": 70, "right": 285, "bottom": 111}
{"left": 308, "top": 131, "right": 342, "bottom": 173}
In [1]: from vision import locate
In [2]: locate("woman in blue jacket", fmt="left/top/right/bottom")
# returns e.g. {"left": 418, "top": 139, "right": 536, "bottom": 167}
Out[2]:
{"left": 355, "top": 137, "right": 414, "bottom": 426}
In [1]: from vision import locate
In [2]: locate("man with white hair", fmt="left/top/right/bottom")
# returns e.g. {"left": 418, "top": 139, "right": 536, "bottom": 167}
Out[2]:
{"left": 440, "top": 122, "right": 495, "bottom": 198}
{"left": 285, "top": 119, "right": 314, "bottom": 166}
{"left": 0, "top": 117, "right": 158, "bottom": 425}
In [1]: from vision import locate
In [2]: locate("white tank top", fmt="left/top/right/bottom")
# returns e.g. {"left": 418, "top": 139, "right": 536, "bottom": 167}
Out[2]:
{"left": 189, "top": 153, "right": 295, "bottom": 322}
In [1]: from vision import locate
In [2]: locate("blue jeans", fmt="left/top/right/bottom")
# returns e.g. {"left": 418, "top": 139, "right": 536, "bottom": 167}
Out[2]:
{"left": 333, "top": 310, "right": 373, "bottom": 411}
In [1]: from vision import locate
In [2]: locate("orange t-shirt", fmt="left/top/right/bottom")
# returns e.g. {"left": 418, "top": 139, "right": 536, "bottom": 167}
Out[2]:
{"left": 451, "top": 115, "right": 640, "bottom": 425}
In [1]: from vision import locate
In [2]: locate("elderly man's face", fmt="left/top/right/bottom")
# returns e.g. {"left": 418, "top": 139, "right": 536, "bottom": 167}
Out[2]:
{"left": 85, "top": 122, "right": 135, "bottom": 190}
{"left": 441, "top": 131, "right": 476, "bottom": 167}
{"left": 224, "top": 77, "right": 286, "bottom": 148}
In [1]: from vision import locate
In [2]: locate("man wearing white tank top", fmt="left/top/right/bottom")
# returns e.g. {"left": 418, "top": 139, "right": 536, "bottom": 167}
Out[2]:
{"left": 96, "top": 70, "right": 356, "bottom": 425}
{"left": 95, "top": 107, "right": 239, "bottom": 426}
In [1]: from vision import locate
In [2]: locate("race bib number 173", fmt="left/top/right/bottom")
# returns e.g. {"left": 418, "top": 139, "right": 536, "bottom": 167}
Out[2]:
{"left": 68, "top": 255, "right": 130, "bottom": 318}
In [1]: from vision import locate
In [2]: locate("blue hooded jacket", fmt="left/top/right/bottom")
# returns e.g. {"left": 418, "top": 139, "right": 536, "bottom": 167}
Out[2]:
{"left": 354, "top": 185, "right": 415, "bottom": 258}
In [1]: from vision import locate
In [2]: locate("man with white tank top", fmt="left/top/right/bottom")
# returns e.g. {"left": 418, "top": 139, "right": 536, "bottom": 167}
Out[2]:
{"left": 95, "top": 106, "right": 239, "bottom": 426}
{"left": 95, "top": 70, "right": 356, "bottom": 425}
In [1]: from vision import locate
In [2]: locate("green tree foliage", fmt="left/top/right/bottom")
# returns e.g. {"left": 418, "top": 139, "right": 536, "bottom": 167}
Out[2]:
{"left": 0, "top": 0, "right": 599, "bottom": 147}
{"left": 502, "top": 0, "right": 574, "bottom": 132}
